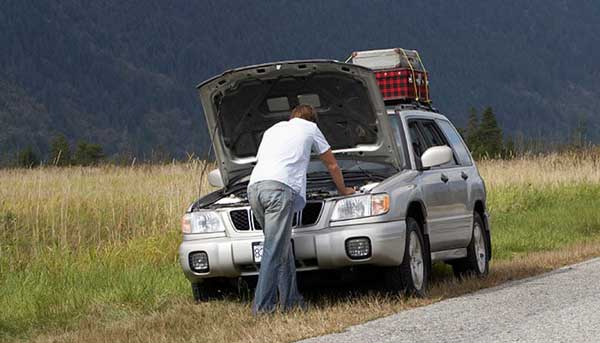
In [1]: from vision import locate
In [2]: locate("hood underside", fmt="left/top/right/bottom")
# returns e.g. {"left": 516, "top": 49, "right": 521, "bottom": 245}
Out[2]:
{"left": 197, "top": 60, "right": 400, "bottom": 185}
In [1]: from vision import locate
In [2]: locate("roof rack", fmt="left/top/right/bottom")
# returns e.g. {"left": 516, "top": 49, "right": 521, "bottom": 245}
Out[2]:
{"left": 385, "top": 99, "right": 437, "bottom": 113}
{"left": 348, "top": 48, "right": 431, "bottom": 105}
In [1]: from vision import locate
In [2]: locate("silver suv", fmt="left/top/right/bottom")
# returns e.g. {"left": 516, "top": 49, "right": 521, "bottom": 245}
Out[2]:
{"left": 179, "top": 60, "right": 491, "bottom": 300}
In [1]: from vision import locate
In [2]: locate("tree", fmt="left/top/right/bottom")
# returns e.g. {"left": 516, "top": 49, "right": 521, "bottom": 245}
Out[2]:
{"left": 478, "top": 107, "right": 503, "bottom": 158}
{"left": 49, "top": 134, "right": 71, "bottom": 166}
{"left": 464, "top": 107, "right": 482, "bottom": 158}
{"left": 17, "top": 146, "right": 39, "bottom": 168}
{"left": 73, "top": 140, "right": 105, "bottom": 166}
{"left": 570, "top": 115, "right": 588, "bottom": 148}
{"left": 502, "top": 135, "right": 516, "bottom": 158}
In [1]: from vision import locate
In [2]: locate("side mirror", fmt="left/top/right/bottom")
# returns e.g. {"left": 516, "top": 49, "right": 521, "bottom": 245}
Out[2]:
{"left": 207, "top": 169, "right": 224, "bottom": 188}
{"left": 421, "top": 146, "right": 453, "bottom": 169}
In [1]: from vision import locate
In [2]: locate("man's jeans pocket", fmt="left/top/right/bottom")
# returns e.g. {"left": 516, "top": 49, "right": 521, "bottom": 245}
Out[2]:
{"left": 252, "top": 181, "right": 293, "bottom": 211}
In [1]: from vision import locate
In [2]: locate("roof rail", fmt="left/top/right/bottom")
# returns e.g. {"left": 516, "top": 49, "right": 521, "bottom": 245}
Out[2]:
{"left": 385, "top": 100, "right": 438, "bottom": 113}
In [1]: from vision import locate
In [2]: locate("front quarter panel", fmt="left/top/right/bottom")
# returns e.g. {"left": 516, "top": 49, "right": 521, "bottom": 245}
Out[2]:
{"left": 363, "top": 170, "right": 426, "bottom": 229}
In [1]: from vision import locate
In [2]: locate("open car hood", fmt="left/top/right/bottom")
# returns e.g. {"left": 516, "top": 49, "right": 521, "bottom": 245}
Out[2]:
{"left": 197, "top": 60, "right": 400, "bottom": 186}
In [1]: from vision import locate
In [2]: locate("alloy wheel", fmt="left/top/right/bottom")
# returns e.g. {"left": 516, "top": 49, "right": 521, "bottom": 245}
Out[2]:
{"left": 409, "top": 231, "right": 424, "bottom": 290}
{"left": 473, "top": 223, "right": 486, "bottom": 273}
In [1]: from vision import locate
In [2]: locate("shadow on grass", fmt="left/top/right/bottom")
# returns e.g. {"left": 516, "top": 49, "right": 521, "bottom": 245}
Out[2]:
{"left": 209, "top": 256, "right": 567, "bottom": 310}
{"left": 206, "top": 262, "right": 477, "bottom": 306}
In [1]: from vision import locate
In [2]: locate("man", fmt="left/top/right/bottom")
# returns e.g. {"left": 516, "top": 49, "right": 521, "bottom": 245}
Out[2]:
{"left": 247, "top": 104, "right": 355, "bottom": 314}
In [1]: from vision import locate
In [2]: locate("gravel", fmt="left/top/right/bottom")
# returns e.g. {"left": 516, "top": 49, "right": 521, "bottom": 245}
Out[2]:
{"left": 301, "top": 258, "right": 600, "bottom": 343}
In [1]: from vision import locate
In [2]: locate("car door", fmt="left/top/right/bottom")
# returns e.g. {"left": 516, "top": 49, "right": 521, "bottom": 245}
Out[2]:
{"left": 406, "top": 119, "right": 453, "bottom": 252}
{"left": 436, "top": 119, "right": 477, "bottom": 247}
{"left": 414, "top": 119, "right": 469, "bottom": 251}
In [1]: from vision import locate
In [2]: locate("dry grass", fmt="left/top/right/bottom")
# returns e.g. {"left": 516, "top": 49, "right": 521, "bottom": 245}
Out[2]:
{"left": 0, "top": 162, "right": 213, "bottom": 263}
{"left": 2, "top": 149, "right": 598, "bottom": 261}
{"left": 478, "top": 148, "right": 600, "bottom": 187}
{"left": 2, "top": 149, "right": 600, "bottom": 342}
{"left": 31, "top": 242, "right": 600, "bottom": 343}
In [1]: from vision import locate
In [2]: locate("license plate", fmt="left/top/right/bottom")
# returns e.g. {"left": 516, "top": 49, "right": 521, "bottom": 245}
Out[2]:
{"left": 252, "top": 242, "right": 264, "bottom": 263}
{"left": 252, "top": 240, "right": 295, "bottom": 264}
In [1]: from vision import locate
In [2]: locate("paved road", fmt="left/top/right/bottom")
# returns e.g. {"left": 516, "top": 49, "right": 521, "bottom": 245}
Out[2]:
{"left": 301, "top": 258, "right": 600, "bottom": 343}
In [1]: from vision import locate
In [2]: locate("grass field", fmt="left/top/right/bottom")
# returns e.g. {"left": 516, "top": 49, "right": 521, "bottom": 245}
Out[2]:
{"left": 1, "top": 150, "right": 600, "bottom": 342}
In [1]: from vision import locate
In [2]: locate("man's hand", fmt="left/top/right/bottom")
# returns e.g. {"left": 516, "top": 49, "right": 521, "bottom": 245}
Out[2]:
{"left": 339, "top": 187, "right": 355, "bottom": 196}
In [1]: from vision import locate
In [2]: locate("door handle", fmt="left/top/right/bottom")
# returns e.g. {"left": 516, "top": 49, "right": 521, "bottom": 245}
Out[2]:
{"left": 441, "top": 173, "right": 449, "bottom": 183}
{"left": 461, "top": 171, "right": 469, "bottom": 180}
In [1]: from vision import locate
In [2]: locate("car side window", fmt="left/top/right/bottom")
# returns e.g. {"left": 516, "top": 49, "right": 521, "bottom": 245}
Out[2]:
{"left": 408, "top": 120, "right": 427, "bottom": 158}
{"left": 436, "top": 119, "right": 473, "bottom": 166}
{"left": 420, "top": 121, "right": 447, "bottom": 148}
{"left": 418, "top": 120, "right": 458, "bottom": 167}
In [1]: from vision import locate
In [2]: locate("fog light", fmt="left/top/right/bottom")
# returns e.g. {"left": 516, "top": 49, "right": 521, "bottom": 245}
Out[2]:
{"left": 345, "top": 237, "right": 371, "bottom": 259}
{"left": 189, "top": 251, "right": 209, "bottom": 273}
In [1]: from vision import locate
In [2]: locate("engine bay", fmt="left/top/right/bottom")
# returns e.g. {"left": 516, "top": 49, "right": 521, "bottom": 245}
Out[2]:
{"left": 193, "top": 172, "right": 388, "bottom": 211}
{"left": 190, "top": 159, "right": 396, "bottom": 211}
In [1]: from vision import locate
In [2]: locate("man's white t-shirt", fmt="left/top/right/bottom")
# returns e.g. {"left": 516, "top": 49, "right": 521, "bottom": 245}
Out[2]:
{"left": 249, "top": 118, "right": 331, "bottom": 208}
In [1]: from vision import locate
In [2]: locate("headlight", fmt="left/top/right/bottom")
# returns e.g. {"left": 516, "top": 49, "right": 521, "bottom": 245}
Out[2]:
{"left": 181, "top": 211, "right": 225, "bottom": 234}
{"left": 330, "top": 193, "right": 390, "bottom": 221}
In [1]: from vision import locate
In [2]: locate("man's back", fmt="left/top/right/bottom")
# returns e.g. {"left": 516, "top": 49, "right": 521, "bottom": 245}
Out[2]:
{"left": 249, "top": 117, "right": 330, "bottom": 199}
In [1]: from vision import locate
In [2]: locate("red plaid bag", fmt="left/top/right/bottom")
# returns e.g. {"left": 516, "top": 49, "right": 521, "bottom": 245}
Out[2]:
{"left": 374, "top": 68, "right": 430, "bottom": 103}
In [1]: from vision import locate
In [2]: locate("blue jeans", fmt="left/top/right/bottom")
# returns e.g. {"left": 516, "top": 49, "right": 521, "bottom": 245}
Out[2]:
{"left": 247, "top": 180, "right": 305, "bottom": 314}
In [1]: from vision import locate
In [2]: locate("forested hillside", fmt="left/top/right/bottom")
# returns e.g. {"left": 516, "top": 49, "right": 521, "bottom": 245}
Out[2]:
{"left": 1, "top": 0, "right": 599, "bottom": 163}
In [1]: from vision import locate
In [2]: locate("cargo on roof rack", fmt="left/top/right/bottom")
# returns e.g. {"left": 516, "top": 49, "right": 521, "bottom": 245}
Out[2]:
{"left": 348, "top": 48, "right": 431, "bottom": 105}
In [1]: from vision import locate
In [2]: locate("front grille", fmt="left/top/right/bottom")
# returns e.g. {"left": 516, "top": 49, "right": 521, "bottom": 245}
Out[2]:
{"left": 230, "top": 209, "right": 250, "bottom": 231}
{"left": 229, "top": 201, "right": 324, "bottom": 231}
{"left": 252, "top": 213, "right": 263, "bottom": 230}
{"left": 301, "top": 202, "right": 323, "bottom": 226}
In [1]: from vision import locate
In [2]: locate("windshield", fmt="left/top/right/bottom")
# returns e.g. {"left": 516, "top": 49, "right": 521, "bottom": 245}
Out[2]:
{"left": 226, "top": 158, "right": 396, "bottom": 189}
{"left": 307, "top": 158, "right": 395, "bottom": 176}
{"left": 387, "top": 113, "right": 408, "bottom": 169}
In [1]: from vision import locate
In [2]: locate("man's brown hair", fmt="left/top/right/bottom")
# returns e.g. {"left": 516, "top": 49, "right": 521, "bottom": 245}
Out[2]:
{"left": 290, "top": 104, "right": 317, "bottom": 122}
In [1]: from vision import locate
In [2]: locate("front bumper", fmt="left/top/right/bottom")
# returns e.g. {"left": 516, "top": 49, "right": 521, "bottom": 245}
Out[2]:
{"left": 178, "top": 219, "right": 406, "bottom": 282}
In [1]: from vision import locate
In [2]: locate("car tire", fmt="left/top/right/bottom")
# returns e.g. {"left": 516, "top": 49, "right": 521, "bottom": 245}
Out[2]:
{"left": 384, "top": 217, "right": 429, "bottom": 297}
{"left": 236, "top": 276, "right": 257, "bottom": 301}
{"left": 191, "top": 278, "right": 229, "bottom": 302}
{"left": 452, "top": 212, "right": 490, "bottom": 278}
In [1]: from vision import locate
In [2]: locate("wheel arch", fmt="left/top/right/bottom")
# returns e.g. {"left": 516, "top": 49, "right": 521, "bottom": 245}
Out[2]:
{"left": 405, "top": 199, "right": 432, "bottom": 278}
{"left": 473, "top": 199, "right": 492, "bottom": 260}
{"left": 473, "top": 200, "right": 486, "bottom": 230}
{"left": 406, "top": 200, "right": 428, "bottom": 234}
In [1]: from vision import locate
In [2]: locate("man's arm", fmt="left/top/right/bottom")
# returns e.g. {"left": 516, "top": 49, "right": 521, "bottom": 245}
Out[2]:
{"left": 319, "top": 149, "right": 355, "bottom": 196}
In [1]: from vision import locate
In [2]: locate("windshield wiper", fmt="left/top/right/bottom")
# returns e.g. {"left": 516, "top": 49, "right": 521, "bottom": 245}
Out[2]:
{"left": 307, "top": 169, "right": 388, "bottom": 181}
{"left": 342, "top": 170, "right": 389, "bottom": 179}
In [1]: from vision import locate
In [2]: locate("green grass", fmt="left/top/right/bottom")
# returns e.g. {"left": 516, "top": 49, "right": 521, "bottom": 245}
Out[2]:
{"left": 489, "top": 184, "right": 600, "bottom": 259}
{"left": 0, "top": 233, "right": 186, "bottom": 339}
{"left": 1, "top": 161, "right": 600, "bottom": 341}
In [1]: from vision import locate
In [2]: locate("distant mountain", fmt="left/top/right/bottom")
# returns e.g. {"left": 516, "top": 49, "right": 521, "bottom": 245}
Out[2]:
{"left": 1, "top": 0, "right": 599, "bottom": 163}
